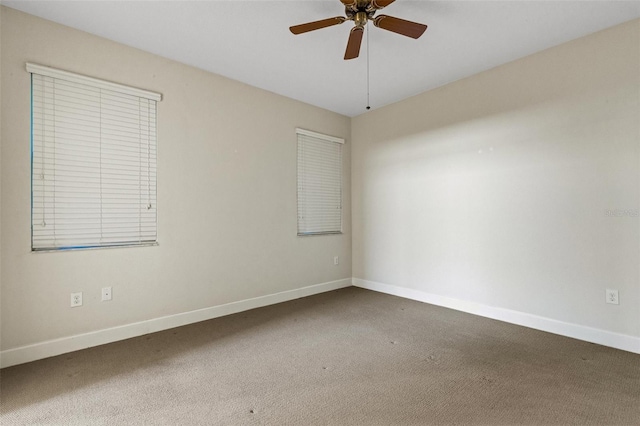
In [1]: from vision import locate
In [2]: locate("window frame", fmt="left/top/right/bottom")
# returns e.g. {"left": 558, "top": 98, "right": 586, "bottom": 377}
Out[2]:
{"left": 296, "top": 128, "right": 344, "bottom": 236}
{"left": 28, "top": 63, "right": 161, "bottom": 252}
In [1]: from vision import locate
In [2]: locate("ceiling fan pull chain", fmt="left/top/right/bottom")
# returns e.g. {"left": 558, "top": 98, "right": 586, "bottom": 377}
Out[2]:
{"left": 366, "top": 25, "right": 371, "bottom": 110}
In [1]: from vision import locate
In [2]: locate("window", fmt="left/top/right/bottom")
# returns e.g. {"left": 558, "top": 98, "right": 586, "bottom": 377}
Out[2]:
{"left": 29, "top": 63, "right": 161, "bottom": 251}
{"left": 296, "top": 128, "right": 343, "bottom": 235}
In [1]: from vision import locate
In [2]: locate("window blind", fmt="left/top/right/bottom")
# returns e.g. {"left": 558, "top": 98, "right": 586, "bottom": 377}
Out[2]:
{"left": 29, "top": 63, "right": 161, "bottom": 250}
{"left": 296, "top": 129, "right": 343, "bottom": 235}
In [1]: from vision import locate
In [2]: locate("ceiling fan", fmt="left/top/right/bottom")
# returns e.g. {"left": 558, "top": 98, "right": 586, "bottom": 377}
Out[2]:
{"left": 290, "top": 0, "right": 428, "bottom": 60}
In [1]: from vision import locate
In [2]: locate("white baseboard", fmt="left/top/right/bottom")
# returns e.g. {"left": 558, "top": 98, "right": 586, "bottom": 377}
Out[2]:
{"left": 353, "top": 278, "right": 640, "bottom": 355}
{"left": 4, "top": 277, "right": 637, "bottom": 368}
{"left": 0, "top": 278, "right": 352, "bottom": 368}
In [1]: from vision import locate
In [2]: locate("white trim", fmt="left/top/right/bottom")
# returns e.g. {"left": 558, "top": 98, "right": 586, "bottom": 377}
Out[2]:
{"left": 26, "top": 63, "right": 162, "bottom": 101}
{"left": 6, "top": 277, "right": 636, "bottom": 368}
{"left": 353, "top": 278, "right": 640, "bottom": 355}
{"left": 0, "top": 278, "right": 351, "bottom": 368}
{"left": 296, "top": 128, "right": 345, "bottom": 144}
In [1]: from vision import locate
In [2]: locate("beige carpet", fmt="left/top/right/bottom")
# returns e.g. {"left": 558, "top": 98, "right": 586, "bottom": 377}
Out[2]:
{"left": 1, "top": 287, "right": 639, "bottom": 425}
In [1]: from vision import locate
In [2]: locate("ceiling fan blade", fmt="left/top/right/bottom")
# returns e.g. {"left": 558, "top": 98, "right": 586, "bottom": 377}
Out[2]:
{"left": 371, "top": 0, "right": 396, "bottom": 9}
{"left": 373, "top": 15, "right": 427, "bottom": 39}
{"left": 290, "top": 17, "right": 346, "bottom": 35}
{"left": 344, "top": 27, "right": 364, "bottom": 60}
{"left": 340, "top": 0, "right": 357, "bottom": 6}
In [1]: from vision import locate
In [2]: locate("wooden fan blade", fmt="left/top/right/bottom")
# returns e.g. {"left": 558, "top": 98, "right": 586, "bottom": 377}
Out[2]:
{"left": 290, "top": 17, "right": 346, "bottom": 35}
{"left": 374, "top": 15, "right": 427, "bottom": 39}
{"left": 344, "top": 27, "right": 364, "bottom": 60}
{"left": 371, "top": 0, "right": 396, "bottom": 9}
{"left": 340, "top": 0, "right": 357, "bottom": 6}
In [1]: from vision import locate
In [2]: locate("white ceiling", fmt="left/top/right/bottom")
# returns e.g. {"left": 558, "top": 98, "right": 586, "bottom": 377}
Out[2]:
{"left": 3, "top": 1, "right": 639, "bottom": 117}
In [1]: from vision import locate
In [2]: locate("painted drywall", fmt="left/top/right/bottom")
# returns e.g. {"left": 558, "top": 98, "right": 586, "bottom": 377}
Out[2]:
{"left": 352, "top": 19, "right": 640, "bottom": 339}
{"left": 0, "top": 6, "right": 351, "bottom": 352}
{"left": 0, "top": 6, "right": 3, "bottom": 352}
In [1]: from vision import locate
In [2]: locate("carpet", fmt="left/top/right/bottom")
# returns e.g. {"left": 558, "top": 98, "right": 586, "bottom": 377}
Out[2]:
{"left": 1, "top": 287, "right": 639, "bottom": 425}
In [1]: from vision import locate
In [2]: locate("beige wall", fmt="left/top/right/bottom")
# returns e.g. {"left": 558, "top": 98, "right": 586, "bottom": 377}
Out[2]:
{"left": 0, "top": 6, "right": 3, "bottom": 351}
{"left": 0, "top": 7, "right": 351, "bottom": 351}
{"left": 352, "top": 19, "right": 640, "bottom": 338}
{"left": 2, "top": 6, "right": 638, "bottom": 359}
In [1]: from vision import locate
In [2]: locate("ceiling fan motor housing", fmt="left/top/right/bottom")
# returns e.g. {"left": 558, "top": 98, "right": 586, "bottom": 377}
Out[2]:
{"left": 354, "top": 11, "right": 368, "bottom": 28}
{"left": 345, "top": 0, "right": 380, "bottom": 23}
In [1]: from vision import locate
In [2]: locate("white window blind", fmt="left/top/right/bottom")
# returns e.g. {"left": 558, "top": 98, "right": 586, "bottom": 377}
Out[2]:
{"left": 29, "top": 63, "right": 161, "bottom": 251}
{"left": 296, "top": 128, "right": 343, "bottom": 235}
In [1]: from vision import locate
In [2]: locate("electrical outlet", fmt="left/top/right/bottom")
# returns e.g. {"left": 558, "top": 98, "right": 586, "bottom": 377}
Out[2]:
{"left": 71, "top": 292, "right": 83, "bottom": 307}
{"left": 606, "top": 289, "right": 619, "bottom": 305}
{"left": 334, "top": 256, "right": 339, "bottom": 265}
{"left": 101, "top": 286, "right": 112, "bottom": 301}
